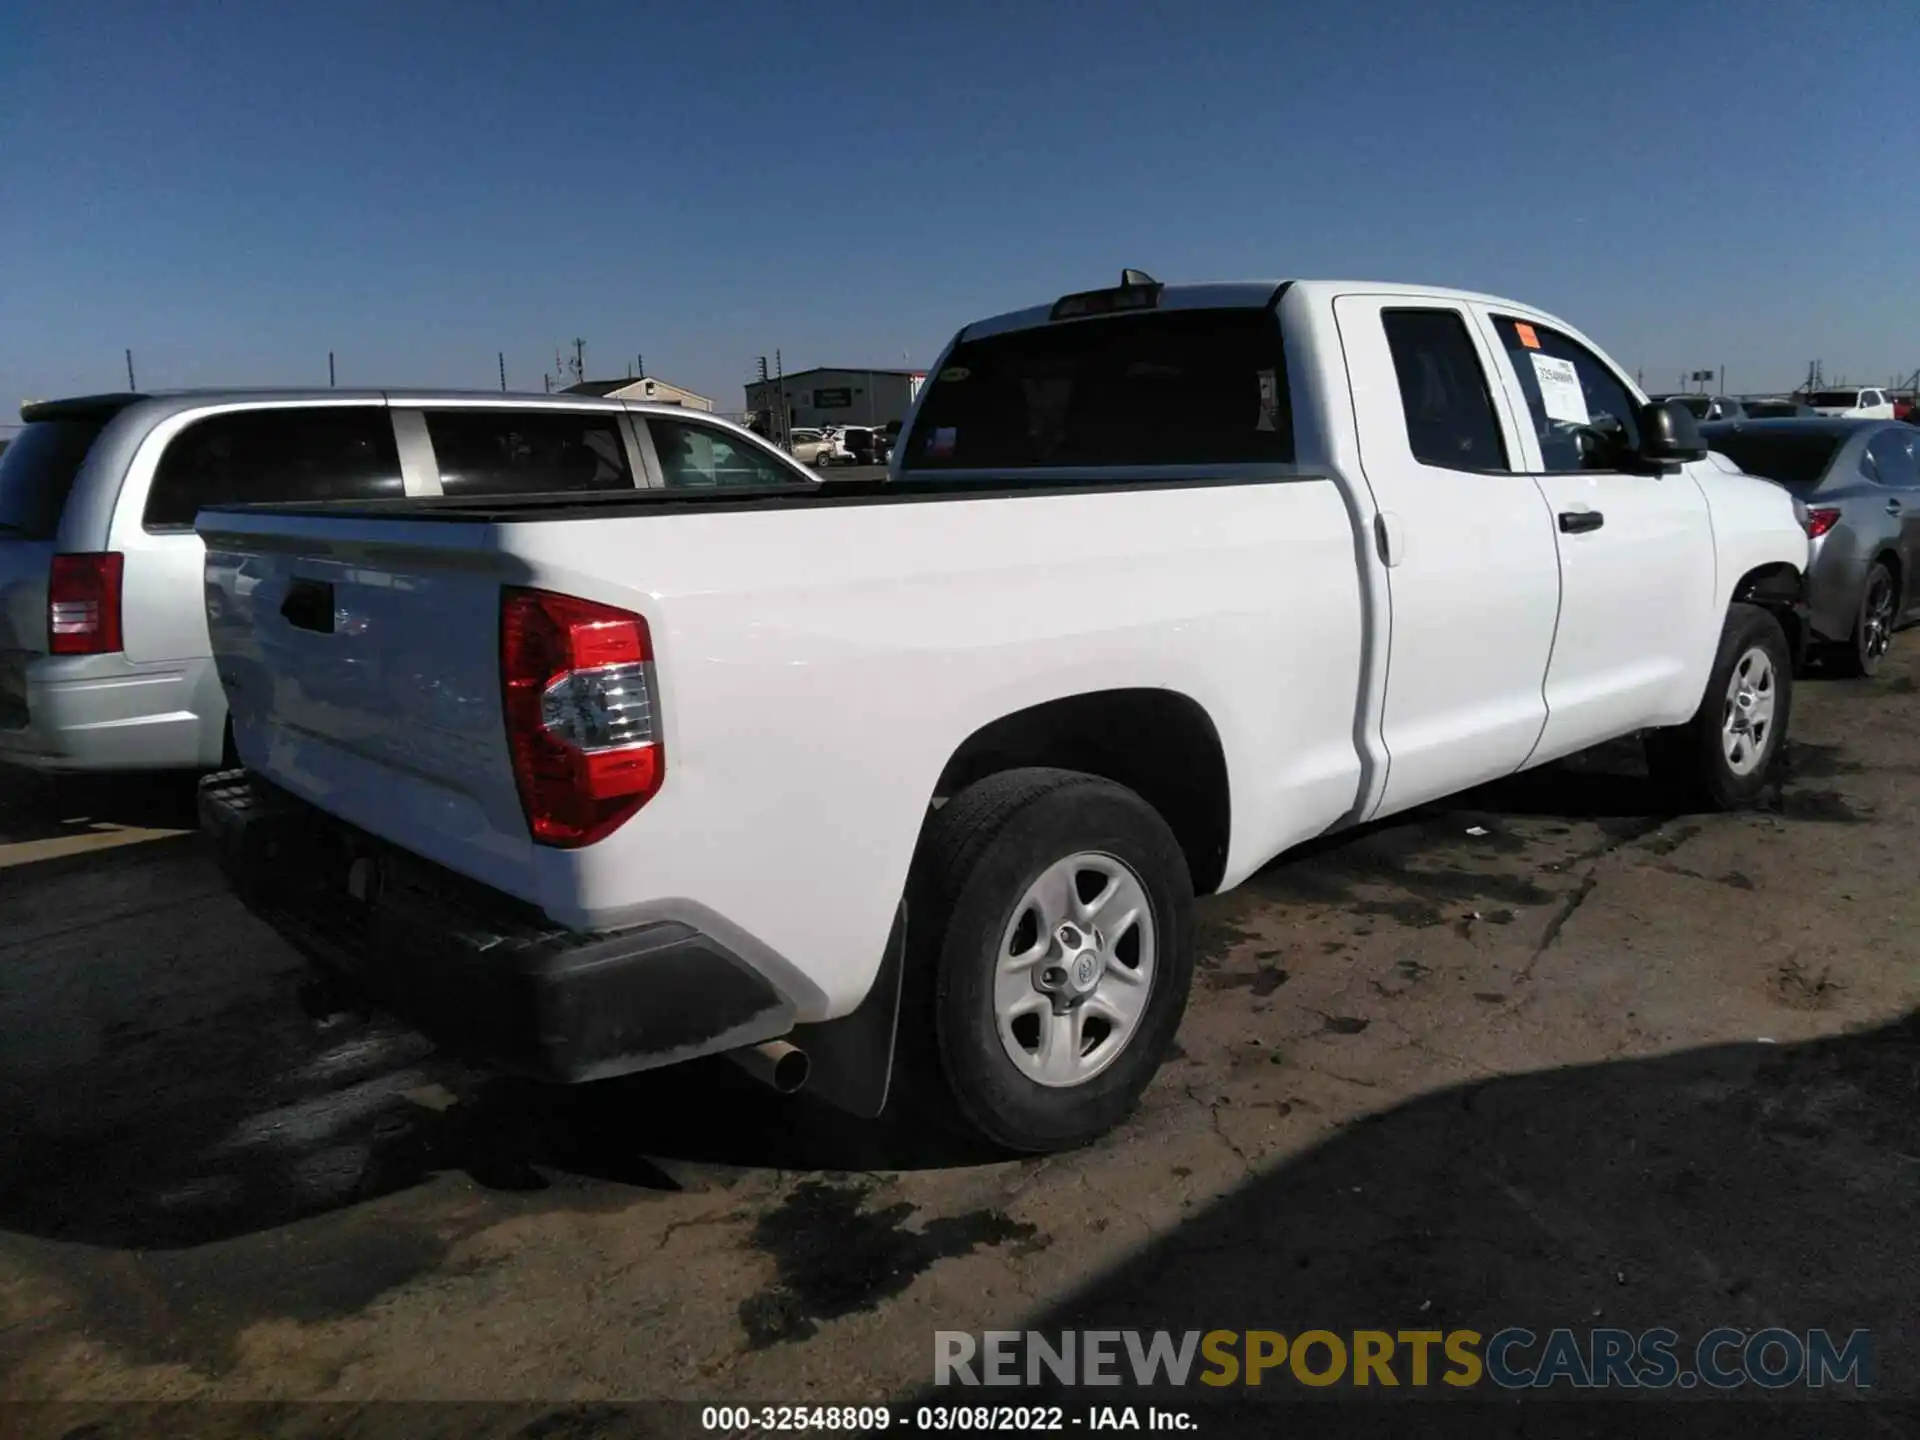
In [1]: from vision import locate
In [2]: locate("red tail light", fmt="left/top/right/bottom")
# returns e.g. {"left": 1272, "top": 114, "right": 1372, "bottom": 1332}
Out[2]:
{"left": 500, "top": 586, "right": 662, "bottom": 848}
{"left": 48, "top": 553, "right": 125, "bottom": 655}
{"left": 1804, "top": 507, "right": 1841, "bottom": 540}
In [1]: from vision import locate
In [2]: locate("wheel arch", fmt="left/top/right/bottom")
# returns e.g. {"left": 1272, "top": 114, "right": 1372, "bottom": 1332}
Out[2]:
{"left": 1871, "top": 547, "right": 1905, "bottom": 611}
{"left": 931, "top": 688, "right": 1233, "bottom": 897}
{"left": 1731, "top": 561, "right": 1807, "bottom": 665}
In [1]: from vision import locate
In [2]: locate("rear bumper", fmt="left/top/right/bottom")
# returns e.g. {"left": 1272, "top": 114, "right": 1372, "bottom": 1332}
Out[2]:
{"left": 198, "top": 769, "right": 799, "bottom": 1083}
{"left": 0, "top": 652, "right": 224, "bottom": 773}
{"left": 1805, "top": 545, "right": 1869, "bottom": 645}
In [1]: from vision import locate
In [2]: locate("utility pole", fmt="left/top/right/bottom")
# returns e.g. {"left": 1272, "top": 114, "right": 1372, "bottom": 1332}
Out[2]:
{"left": 125, "top": 349, "right": 136, "bottom": 389}
{"left": 1718, "top": 364, "right": 1725, "bottom": 396}
{"left": 499, "top": 352, "right": 507, "bottom": 393}
{"left": 544, "top": 372, "right": 552, "bottom": 394}
{"left": 775, "top": 349, "right": 788, "bottom": 450}
{"left": 757, "top": 355, "right": 771, "bottom": 438}
{"left": 636, "top": 354, "right": 644, "bottom": 380}
{"left": 571, "top": 338, "right": 586, "bottom": 386}
{"left": 329, "top": 351, "right": 336, "bottom": 388}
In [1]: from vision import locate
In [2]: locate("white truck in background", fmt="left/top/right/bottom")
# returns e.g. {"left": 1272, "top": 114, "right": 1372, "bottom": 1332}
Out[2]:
{"left": 197, "top": 273, "right": 1809, "bottom": 1153}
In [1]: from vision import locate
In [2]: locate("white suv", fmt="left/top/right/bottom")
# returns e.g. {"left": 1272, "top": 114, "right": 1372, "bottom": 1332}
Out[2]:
{"left": 0, "top": 391, "right": 812, "bottom": 774}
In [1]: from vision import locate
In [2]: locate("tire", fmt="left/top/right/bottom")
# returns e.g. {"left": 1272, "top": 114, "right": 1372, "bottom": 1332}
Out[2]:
{"left": 1832, "top": 561, "right": 1896, "bottom": 678}
{"left": 905, "top": 767, "right": 1195, "bottom": 1154}
{"left": 812, "top": 450, "right": 830, "bottom": 469}
{"left": 1644, "top": 602, "right": 1793, "bottom": 810}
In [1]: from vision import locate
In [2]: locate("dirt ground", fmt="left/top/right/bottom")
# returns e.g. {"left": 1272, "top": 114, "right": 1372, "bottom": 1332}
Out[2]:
{"left": 1, "top": 642, "right": 1917, "bottom": 1416}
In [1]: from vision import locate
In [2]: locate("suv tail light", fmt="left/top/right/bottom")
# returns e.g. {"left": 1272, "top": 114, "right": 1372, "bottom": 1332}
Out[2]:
{"left": 500, "top": 586, "right": 662, "bottom": 848}
{"left": 1804, "top": 507, "right": 1841, "bottom": 540}
{"left": 48, "top": 552, "right": 125, "bottom": 655}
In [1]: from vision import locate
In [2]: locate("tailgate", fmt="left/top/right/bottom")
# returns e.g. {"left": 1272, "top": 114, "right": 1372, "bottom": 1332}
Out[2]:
{"left": 199, "top": 510, "right": 539, "bottom": 897}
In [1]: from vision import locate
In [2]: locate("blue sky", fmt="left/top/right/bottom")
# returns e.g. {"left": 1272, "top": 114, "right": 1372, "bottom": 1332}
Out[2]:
{"left": 1, "top": 0, "right": 1914, "bottom": 417}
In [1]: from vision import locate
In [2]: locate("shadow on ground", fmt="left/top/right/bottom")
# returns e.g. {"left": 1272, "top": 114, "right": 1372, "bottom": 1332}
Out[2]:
{"left": 0, "top": 770, "right": 201, "bottom": 847}
{"left": 978, "top": 1010, "right": 1919, "bottom": 1412}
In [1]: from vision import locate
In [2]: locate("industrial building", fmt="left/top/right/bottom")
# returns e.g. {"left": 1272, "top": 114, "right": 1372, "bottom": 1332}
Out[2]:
{"left": 743, "top": 367, "right": 926, "bottom": 433}
{"left": 562, "top": 376, "right": 713, "bottom": 411}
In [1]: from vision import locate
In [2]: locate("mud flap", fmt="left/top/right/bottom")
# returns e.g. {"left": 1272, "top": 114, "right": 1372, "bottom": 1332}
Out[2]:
{"left": 785, "top": 901, "right": 907, "bottom": 1119}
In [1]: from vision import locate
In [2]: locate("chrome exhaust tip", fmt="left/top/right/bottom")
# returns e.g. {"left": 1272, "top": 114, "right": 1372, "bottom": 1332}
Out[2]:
{"left": 727, "top": 1039, "right": 810, "bottom": 1094}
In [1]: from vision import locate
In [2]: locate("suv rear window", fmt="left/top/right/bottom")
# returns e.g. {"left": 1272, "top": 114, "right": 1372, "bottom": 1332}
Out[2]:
{"left": 900, "top": 308, "right": 1292, "bottom": 472}
{"left": 0, "top": 419, "right": 111, "bottom": 540}
{"left": 147, "top": 407, "right": 403, "bottom": 529}
{"left": 1805, "top": 391, "right": 1860, "bottom": 409}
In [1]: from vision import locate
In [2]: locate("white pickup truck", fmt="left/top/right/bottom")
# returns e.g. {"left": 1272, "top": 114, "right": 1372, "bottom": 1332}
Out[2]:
{"left": 197, "top": 273, "right": 1808, "bottom": 1153}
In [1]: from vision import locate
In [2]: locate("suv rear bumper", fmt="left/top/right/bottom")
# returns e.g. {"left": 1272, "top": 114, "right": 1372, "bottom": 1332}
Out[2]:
{"left": 0, "top": 653, "right": 224, "bottom": 773}
{"left": 198, "top": 769, "right": 799, "bottom": 1083}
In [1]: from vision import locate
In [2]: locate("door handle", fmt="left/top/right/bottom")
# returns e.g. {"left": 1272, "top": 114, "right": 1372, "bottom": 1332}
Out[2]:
{"left": 280, "top": 579, "right": 335, "bottom": 634}
{"left": 1558, "top": 510, "right": 1605, "bottom": 534}
{"left": 1887, "top": 499, "right": 1904, "bottom": 516}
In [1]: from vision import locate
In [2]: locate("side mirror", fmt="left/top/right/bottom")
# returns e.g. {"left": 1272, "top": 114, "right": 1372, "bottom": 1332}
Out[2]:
{"left": 1636, "top": 400, "right": 1708, "bottom": 464}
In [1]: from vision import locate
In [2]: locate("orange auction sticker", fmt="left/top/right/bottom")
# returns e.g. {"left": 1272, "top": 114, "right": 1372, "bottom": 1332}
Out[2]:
{"left": 1513, "top": 322, "right": 1541, "bottom": 349}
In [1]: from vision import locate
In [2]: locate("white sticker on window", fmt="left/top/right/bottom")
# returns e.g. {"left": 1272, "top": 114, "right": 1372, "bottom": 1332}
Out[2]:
{"left": 1529, "top": 353, "right": 1590, "bottom": 426}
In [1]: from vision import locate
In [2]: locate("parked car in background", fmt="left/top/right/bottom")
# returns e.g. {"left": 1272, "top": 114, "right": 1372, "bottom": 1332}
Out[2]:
{"left": 0, "top": 390, "right": 810, "bottom": 775}
{"left": 1701, "top": 417, "right": 1920, "bottom": 676}
{"left": 1742, "top": 398, "right": 1817, "bottom": 419}
{"left": 196, "top": 272, "right": 1805, "bottom": 1154}
{"left": 1802, "top": 388, "right": 1897, "bottom": 419}
{"left": 1650, "top": 394, "right": 1746, "bottom": 421}
{"left": 787, "top": 428, "right": 837, "bottom": 466}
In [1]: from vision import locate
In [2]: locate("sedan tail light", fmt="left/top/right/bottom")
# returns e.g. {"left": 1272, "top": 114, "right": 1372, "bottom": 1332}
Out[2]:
{"left": 500, "top": 586, "right": 662, "bottom": 848}
{"left": 1804, "top": 507, "right": 1841, "bottom": 540}
{"left": 48, "top": 552, "right": 125, "bottom": 655}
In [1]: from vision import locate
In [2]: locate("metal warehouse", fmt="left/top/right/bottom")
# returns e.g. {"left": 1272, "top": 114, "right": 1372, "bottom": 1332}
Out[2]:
{"left": 744, "top": 367, "right": 927, "bottom": 432}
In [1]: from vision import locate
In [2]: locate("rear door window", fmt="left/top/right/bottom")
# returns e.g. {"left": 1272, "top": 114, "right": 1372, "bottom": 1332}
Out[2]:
{"left": 145, "top": 407, "right": 403, "bottom": 530}
{"left": 1380, "top": 308, "right": 1509, "bottom": 472}
{"left": 0, "top": 418, "right": 112, "bottom": 540}
{"left": 648, "top": 418, "right": 805, "bottom": 489}
{"left": 423, "top": 409, "right": 633, "bottom": 497}
{"left": 900, "top": 307, "right": 1292, "bottom": 472}
{"left": 1865, "top": 429, "right": 1919, "bottom": 488}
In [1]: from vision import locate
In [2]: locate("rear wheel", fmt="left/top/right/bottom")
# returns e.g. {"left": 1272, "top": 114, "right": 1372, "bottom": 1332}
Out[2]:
{"left": 905, "top": 768, "right": 1194, "bottom": 1153}
{"left": 1832, "top": 561, "right": 1896, "bottom": 678}
{"left": 1645, "top": 602, "right": 1792, "bottom": 809}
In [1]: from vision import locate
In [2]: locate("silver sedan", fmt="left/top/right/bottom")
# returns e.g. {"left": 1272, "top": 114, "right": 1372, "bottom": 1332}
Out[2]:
{"left": 1700, "top": 418, "right": 1920, "bottom": 677}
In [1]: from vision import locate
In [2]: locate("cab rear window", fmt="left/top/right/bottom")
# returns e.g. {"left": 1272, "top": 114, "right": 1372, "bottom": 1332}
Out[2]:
{"left": 900, "top": 308, "right": 1292, "bottom": 472}
{"left": 0, "top": 419, "right": 110, "bottom": 540}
